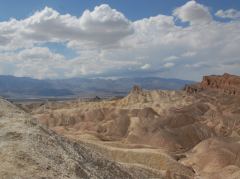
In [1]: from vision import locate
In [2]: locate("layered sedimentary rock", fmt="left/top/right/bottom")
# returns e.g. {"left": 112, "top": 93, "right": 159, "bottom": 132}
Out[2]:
{"left": 185, "top": 73, "right": 240, "bottom": 95}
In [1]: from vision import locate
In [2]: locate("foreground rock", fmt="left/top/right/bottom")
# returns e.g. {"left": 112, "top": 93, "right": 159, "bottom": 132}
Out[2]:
{"left": 0, "top": 98, "right": 163, "bottom": 178}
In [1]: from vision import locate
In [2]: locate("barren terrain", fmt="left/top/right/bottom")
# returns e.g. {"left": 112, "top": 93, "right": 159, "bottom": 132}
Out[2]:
{"left": 1, "top": 74, "right": 240, "bottom": 178}
{"left": 0, "top": 97, "right": 164, "bottom": 178}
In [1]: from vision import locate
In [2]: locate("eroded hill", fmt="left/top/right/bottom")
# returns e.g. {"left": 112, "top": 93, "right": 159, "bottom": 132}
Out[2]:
{"left": 0, "top": 97, "right": 164, "bottom": 178}
{"left": 3, "top": 74, "right": 240, "bottom": 178}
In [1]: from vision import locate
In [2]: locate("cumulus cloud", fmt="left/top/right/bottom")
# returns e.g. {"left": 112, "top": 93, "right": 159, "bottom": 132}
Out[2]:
{"left": 80, "top": 4, "right": 133, "bottom": 43}
{"left": 0, "top": 1, "right": 240, "bottom": 80}
{"left": 215, "top": 9, "right": 240, "bottom": 20}
{"left": 0, "top": 47, "right": 66, "bottom": 79}
{"left": 173, "top": 0, "right": 212, "bottom": 24}
{"left": 0, "top": 5, "right": 133, "bottom": 51}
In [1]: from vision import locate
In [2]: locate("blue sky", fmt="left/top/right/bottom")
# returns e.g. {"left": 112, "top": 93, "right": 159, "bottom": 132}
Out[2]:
{"left": 0, "top": 0, "right": 240, "bottom": 80}
{"left": 1, "top": 0, "right": 239, "bottom": 21}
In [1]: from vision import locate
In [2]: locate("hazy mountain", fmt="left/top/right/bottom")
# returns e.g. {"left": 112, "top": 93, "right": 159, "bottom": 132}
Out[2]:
{"left": 0, "top": 75, "right": 194, "bottom": 99}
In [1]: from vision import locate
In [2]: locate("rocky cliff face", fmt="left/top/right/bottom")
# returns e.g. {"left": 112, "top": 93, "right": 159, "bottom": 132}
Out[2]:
{"left": 185, "top": 73, "right": 240, "bottom": 95}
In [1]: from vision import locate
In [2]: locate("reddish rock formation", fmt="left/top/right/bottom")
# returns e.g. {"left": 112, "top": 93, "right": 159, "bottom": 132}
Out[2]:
{"left": 185, "top": 73, "right": 240, "bottom": 95}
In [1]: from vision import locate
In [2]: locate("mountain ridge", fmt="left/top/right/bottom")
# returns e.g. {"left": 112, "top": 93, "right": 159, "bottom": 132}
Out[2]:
{"left": 0, "top": 75, "right": 195, "bottom": 99}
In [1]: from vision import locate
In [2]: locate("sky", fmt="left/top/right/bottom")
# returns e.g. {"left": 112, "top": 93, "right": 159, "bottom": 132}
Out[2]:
{"left": 0, "top": 0, "right": 240, "bottom": 80}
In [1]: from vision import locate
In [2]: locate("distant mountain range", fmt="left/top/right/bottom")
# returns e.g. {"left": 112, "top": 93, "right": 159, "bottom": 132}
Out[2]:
{"left": 0, "top": 75, "right": 195, "bottom": 99}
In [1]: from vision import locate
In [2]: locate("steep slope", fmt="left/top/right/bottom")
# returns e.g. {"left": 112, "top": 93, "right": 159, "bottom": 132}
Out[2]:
{"left": 0, "top": 97, "right": 163, "bottom": 178}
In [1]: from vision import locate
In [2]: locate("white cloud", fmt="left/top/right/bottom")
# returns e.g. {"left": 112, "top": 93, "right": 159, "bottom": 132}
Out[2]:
{"left": 163, "top": 62, "right": 175, "bottom": 68}
{"left": 0, "top": 5, "right": 133, "bottom": 51}
{"left": 215, "top": 9, "right": 240, "bottom": 20}
{"left": 141, "top": 64, "right": 151, "bottom": 70}
{"left": 163, "top": 56, "right": 179, "bottom": 62}
{"left": 11, "top": 47, "right": 66, "bottom": 79}
{"left": 185, "top": 62, "right": 208, "bottom": 68}
{"left": 80, "top": 4, "right": 133, "bottom": 36}
{"left": 173, "top": 0, "right": 212, "bottom": 24}
{"left": 18, "top": 47, "right": 64, "bottom": 60}
{"left": 0, "top": 2, "right": 240, "bottom": 80}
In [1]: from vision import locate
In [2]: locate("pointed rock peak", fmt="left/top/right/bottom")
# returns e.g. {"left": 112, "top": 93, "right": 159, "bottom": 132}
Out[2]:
{"left": 131, "top": 85, "right": 143, "bottom": 94}
{"left": 223, "top": 73, "right": 231, "bottom": 77}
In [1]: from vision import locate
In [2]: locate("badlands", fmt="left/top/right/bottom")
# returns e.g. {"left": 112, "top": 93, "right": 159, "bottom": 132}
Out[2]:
{"left": 1, "top": 73, "right": 240, "bottom": 178}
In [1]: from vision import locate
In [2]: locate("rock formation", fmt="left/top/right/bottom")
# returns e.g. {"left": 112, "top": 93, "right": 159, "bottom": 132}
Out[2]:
{"left": 185, "top": 73, "right": 240, "bottom": 95}
{"left": 28, "top": 75, "right": 240, "bottom": 178}
{"left": 130, "top": 85, "right": 143, "bottom": 94}
{"left": 0, "top": 97, "right": 163, "bottom": 178}
{"left": 3, "top": 73, "right": 240, "bottom": 178}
